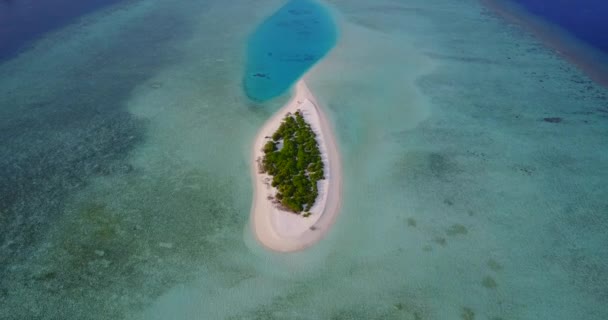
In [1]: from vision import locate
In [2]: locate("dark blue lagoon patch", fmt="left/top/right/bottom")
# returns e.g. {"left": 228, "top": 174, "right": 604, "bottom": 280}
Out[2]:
{"left": 243, "top": 0, "right": 338, "bottom": 102}
{"left": 0, "top": 0, "right": 127, "bottom": 62}
{"left": 484, "top": 0, "right": 608, "bottom": 86}
{"left": 509, "top": 0, "right": 608, "bottom": 54}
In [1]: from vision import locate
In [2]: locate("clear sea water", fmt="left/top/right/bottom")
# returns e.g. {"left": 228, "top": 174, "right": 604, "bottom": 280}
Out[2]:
{"left": 1, "top": 0, "right": 607, "bottom": 319}
{"left": 244, "top": 0, "right": 337, "bottom": 101}
{"left": 511, "top": 0, "right": 608, "bottom": 53}
{"left": 0, "top": 0, "right": 125, "bottom": 61}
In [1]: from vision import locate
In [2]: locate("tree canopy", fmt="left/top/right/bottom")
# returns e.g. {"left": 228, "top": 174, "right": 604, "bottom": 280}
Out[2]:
{"left": 261, "top": 110, "right": 324, "bottom": 214}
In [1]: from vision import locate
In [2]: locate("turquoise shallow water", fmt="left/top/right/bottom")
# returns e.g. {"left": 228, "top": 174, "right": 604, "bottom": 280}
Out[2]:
{"left": 0, "top": 0, "right": 607, "bottom": 319}
{"left": 243, "top": 0, "right": 337, "bottom": 101}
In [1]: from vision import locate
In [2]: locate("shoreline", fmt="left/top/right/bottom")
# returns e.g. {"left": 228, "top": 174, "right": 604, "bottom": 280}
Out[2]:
{"left": 249, "top": 79, "right": 342, "bottom": 252}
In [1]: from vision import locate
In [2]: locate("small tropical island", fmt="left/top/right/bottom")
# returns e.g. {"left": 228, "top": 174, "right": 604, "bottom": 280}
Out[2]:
{"left": 249, "top": 80, "right": 342, "bottom": 252}
{"left": 259, "top": 110, "right": 324, "bottom": 216}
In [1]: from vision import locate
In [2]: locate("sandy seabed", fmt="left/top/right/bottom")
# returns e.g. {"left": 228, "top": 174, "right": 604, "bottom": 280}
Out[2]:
{"left": 249, "top": 79, "right": 342, "bottom": 252}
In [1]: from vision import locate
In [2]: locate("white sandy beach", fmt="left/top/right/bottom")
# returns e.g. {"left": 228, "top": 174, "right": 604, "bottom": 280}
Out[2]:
{"left": 250, "top": 80, "right": 342, "bottom": 252}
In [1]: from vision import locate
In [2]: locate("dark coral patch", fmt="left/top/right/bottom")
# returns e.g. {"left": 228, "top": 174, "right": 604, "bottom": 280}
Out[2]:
{"left": 543, "top": 117, "right": 563, "bottom": 123}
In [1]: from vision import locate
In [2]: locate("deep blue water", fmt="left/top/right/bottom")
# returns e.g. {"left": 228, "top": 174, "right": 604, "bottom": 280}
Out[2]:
{"left": 0, "top": 0, "right": 126, "bottom": 61}
{"left": 243, "top": 0, "right": 337, "bottom": 102}
{"left": 511, "top": 0, "right": 608, "bottom": 53}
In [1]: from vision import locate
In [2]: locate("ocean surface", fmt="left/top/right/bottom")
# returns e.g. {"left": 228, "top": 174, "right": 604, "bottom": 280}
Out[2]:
{"left": 1, "top": 0, "right": 607, "bottom": 319}
{"left": 511, "top": 0, "right": 608, "bottom": 53}
{"left": 244, "top": 0, "right": 337, "bottom": 101}
{"left": 0, "top": 0, "right": 126, "bottom": 61}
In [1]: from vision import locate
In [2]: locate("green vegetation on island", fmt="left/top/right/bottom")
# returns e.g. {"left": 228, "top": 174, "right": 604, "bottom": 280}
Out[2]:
{"left": 259, "top": 110, "right": 324, "bottom": 214}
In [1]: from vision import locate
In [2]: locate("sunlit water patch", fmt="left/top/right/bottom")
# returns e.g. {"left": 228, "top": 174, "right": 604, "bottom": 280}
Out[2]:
{"left": 243, "top": 0, "right": 338, "bottom": 101}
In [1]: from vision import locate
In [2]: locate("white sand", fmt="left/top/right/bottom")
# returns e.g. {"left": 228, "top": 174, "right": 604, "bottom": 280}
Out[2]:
{"left": 249, "top": 80, "right": 342, "bottom": 252}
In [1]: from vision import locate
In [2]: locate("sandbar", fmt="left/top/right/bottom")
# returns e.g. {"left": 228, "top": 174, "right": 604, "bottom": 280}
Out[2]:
{"left": 249, "top": 79, "right": 342, "bottom": 252}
